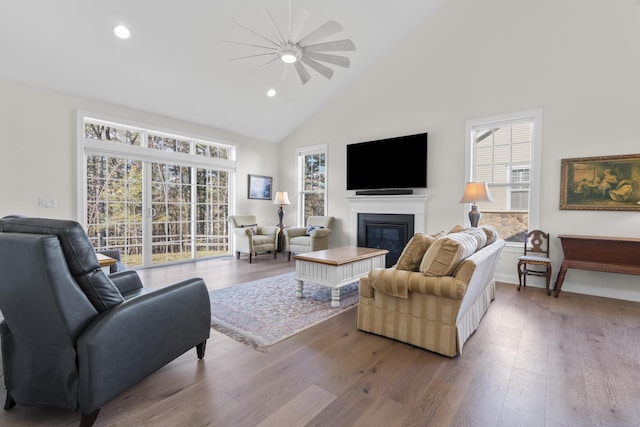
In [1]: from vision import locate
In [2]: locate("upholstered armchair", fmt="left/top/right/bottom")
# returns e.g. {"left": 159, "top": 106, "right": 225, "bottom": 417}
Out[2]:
{"left": 0, "top": 217, "right": 211, "bottom": 427}
{"left": 283, "top": 216, "right": 335, "bottom": 260}
{"left": 228, "top": 215, "right": 278, "bottom": 263}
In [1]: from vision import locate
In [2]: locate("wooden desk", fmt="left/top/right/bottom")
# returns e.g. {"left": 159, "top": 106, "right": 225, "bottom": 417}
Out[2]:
{"left": 554, "top": 235, "right": 640, "bottom": 297}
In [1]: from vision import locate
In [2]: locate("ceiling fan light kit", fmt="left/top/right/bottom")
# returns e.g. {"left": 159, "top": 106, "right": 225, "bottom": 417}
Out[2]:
{"left": 224, "top": 2, "right": 356, "bottom": 85}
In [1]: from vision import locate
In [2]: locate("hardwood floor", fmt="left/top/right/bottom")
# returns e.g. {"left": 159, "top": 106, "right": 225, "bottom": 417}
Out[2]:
{"left": 2, "top": 254, "right": 640, "bottom": 426}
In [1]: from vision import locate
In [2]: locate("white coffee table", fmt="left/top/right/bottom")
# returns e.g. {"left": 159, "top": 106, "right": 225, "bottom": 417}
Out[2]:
{"left": 293, "top": 246, "right": 388, "bottom": 307}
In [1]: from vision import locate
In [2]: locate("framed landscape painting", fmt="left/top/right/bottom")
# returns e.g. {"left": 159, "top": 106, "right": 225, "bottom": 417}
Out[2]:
{"left": 248, "top": 174, "right": 272, "bottom": 200}
{"left": 560, "top": 153, "right": 640, "bottom": 211}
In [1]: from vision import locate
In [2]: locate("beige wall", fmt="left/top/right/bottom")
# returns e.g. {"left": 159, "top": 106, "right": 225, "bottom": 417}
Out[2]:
{"left": 0, "top": 79, "right": 281, "bottom": 226}
{"left": 277, "top": 0, "right": 640, "bottom": 301}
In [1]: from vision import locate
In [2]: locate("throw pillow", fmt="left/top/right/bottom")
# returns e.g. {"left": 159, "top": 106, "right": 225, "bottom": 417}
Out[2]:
{"left": 462, "top": 227, "right": 487, "bottom": 249}
{"left": 306, "top": 225, "right": 323, "bottom": 235}
{"left": 419, "top": 231, "right": 479, "bottom": 277}
{"left": 241, "top": 223, "right": 258, "bottom": 234}
{"left": 396, "top": 233, "right": 436, "bottom": 271}
{"left": 448, "top": 224, "right": 465, "bottom": 234}
{"left": 481, "top": 225, "right": 499, "bottom": 245}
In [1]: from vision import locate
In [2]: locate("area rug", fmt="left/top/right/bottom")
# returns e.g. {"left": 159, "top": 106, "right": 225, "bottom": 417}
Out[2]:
{"left": 209, "top": 271, "right": 359, "bottom": 352}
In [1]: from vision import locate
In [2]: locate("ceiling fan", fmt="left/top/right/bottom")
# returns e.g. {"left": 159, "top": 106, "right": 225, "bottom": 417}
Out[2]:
{"left": 223, "top": 2, "right": 356, "bottom": 85}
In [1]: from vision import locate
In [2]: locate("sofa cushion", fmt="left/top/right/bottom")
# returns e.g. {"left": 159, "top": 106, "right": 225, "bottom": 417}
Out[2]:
{"left": 481, "top": 225, "right": 499, "bottom": 246}
{"left": 0, "top": 217, "right": 124, "bottom": 312}
{"left": 448, "top": 224, "right": 465, "bottom": 234}
{"left": 462, "top": 227, "right": 487, "bottom": 249}
{"left": 396, "top": 233, "right": 436, "bottom": 271}
{"left": 419, "top": 232, "right": 479, "bottom": 277}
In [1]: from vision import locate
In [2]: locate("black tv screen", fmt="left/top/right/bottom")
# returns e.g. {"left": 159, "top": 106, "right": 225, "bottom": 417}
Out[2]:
{"left": 346, "top": 132, "right": 428, "bottom": 190}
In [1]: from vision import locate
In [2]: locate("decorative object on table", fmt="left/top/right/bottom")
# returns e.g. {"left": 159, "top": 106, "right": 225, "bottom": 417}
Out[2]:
{"left": 283, "top": 215, "right": 335, "bottom": 260}
{"left": 272, "top": 191, "right": 291, "bottom": 228}
{"left": 209, "top": 271, "right": 359, "bottom": 352}
{"left": 228, "top": 215, "right": 278, "bottom": 263}
{"left": 459, "top": 182, "right": 494, "bottom": 227}
{"left": 517, "top": 229, "right": 553, "bottom": 295}
{"left": 559, "top": 153, "right": 640, "bottom": 211}
{"left": 248, "top": 174, "right": 273, "bottom": 200}
{"left": 223, "top": 0, "right": 356, "bottom": 85}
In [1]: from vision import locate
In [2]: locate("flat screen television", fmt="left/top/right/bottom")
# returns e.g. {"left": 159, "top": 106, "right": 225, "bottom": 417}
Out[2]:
{"left": 346, "top": 132, "right": 428, "bottom": 192}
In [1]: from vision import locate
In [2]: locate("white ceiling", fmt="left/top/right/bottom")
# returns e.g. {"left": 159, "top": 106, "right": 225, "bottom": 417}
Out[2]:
{"left": 0, "top": 0, "right": 445, "bottom": 143}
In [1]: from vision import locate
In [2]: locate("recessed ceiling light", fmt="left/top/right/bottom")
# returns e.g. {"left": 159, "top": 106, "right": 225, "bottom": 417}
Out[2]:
{"left": 267, "top": 89, "right": 277, "bottom": 97}
{"left": 113, "top": 24, "right": 131, "bottom": 39}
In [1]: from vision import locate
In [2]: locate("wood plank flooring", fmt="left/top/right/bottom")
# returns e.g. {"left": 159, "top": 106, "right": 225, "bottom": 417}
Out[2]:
{"left": 2, "top": 254, "right": 640, "bottom": 426}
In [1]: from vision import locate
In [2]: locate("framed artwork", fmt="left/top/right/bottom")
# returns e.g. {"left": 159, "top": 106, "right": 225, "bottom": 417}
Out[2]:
{"left": 560, "top": 153, "right": 640, "bottom": 211}
{"left": 248, "top": 174, "right": 272, "bottom": 200}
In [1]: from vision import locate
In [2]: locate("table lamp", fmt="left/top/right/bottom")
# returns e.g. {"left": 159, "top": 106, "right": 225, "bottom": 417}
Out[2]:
{"left": 273, "top": 191, "right": 291, "bottom": 228}
{"left": 459, "top": 182, "right": 494, "bottom": 227}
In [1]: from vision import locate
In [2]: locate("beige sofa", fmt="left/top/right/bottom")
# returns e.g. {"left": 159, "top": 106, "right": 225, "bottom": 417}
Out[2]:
{"left": 357, "top": 226, "right": 506, "bottom": 357}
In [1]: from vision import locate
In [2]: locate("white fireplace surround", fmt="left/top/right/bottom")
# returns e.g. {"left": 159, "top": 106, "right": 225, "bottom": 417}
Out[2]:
{"left": 346, "top": 195, "right": 429, "bottom": 246}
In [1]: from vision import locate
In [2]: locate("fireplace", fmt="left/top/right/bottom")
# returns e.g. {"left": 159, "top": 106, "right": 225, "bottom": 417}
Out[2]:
{"left": 347, "top": 194, "right": 429, "bottom": 267}
{"left": 358, "top": 213, "right": 414, "bottom": 267}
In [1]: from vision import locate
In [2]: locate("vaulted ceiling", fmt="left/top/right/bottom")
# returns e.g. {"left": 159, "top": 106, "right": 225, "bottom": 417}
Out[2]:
{"left": 0, "top": 0, "right": 445, "bottom": 142}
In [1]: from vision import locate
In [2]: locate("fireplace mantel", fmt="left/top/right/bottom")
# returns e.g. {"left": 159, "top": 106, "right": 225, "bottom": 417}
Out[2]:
{"left": 346, "top": 194, "right": 429, "bottom": 246}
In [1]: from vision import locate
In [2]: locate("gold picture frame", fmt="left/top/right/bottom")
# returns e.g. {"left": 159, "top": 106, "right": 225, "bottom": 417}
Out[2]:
{"left": 560, "top": 153, "right": 640, "bottom": 211}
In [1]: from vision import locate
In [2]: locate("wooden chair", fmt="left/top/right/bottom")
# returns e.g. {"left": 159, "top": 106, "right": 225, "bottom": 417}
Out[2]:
{"left": 517, "top": 229, "right": 553, "bottom": 295}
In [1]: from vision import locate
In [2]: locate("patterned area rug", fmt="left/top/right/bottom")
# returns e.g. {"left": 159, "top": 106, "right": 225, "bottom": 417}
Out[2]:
{"left": 209, "top": 271, "right": 359, "bottom": 352}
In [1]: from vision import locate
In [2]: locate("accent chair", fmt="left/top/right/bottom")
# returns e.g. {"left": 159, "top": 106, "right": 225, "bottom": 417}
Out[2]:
{"left": 283, "top": 215, "right": 335, "bottom": 260}
{"left": 517, "top": 229, "right": 553, "bottom": 295}
{"left": 228, "top": 215, "right": 278, "bottom": 263}
{"left": 0, "top": 217, "right": 211, "bottom": 427}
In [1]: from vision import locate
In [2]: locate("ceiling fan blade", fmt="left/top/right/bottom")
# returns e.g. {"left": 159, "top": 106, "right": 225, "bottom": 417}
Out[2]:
{"left": 297, "top": 20, "right": 343, "bottom": 45}
{"left": 303, "top": 52, "right": 350, "bottom": 68}
{"left": 228, "top": 52, "right": 277, "bottom": 61}
{"left": 233, "top": 21, "right": 281, "bottom": 48}
{"left": 221, "top": 40, "right": 278, "bottom": 51}
{"left": 302, "top": 39, "right": 356, "bottom": 53}
{"left": 293, "top": 61, "right": 311, "bottom": 84}
{"left": 250, "top": 56, "right": 280, "bottom": 74}
{"left": 289, "top": 8, "right": 310, "bottom": 42}
{"left": 279, "top": 62, "right": 289, "bottom": 81}
{"left": 301, "top": 57, "right": 334, "bottom": 80}
{"left": 263, "top": 9, "right": 286, "bottom": 44}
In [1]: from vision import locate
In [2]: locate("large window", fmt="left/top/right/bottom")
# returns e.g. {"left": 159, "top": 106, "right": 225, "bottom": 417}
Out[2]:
{"left": 296, "top": 145, "right": 327, "bottom": 224}
{"left": 465, "top": 109, "right": 542, "bottom": 244}
{"left": 79, "top": 113, "right": 235, "bottom": 267}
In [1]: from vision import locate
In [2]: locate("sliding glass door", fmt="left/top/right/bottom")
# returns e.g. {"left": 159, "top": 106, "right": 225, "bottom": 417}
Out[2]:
{"left": 81, "top": 114, "right": 235, "bottom": 268}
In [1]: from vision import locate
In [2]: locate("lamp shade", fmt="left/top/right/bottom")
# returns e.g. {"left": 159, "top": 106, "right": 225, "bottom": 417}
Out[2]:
{"left": 459, "top": 182, "right": 494, "bottom": 204}
{"left": 273, "top": 191, "right": 291, "bottom": 205}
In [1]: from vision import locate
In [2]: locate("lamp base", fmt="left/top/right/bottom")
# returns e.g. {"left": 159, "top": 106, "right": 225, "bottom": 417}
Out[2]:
{"left": 468, "top": 205, "right": 481, "bottom": 228}
{"left": 277, "top": 206, "right": 284, "bottom": 229}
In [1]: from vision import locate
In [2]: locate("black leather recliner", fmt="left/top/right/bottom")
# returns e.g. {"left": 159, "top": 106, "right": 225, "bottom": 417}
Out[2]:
{"left": 0, "top": 217, "right": 211, "bottom": 427}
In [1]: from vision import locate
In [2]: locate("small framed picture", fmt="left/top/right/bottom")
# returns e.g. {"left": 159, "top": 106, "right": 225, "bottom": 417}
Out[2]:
{"left": 560, "top": 153, "right": 640, "bottom": 211}
{"left": 248, "top": 174, "right": 273, "bottom": 200}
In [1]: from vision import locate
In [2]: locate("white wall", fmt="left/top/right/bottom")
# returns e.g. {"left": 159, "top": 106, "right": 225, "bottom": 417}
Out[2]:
{"left": 278, "top": 0, "right": 640, "bottom": 301}
{"left": 0, "top": 79, "right": 281, "bottom": 226}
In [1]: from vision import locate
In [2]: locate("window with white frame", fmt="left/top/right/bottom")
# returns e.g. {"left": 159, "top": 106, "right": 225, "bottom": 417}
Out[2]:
{"left": 465, "top": 109, "right": 542, "bottom": 244}
{"left": 79, "top": 113, "right": 236, "bottom": 268}
{"left": 296, "top": 145, "right": 327, "bottom": 225}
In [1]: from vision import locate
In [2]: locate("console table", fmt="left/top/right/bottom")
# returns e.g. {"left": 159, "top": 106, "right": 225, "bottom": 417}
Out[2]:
{"left": 553, "top": 235, "right": 640, "bottom": 297}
